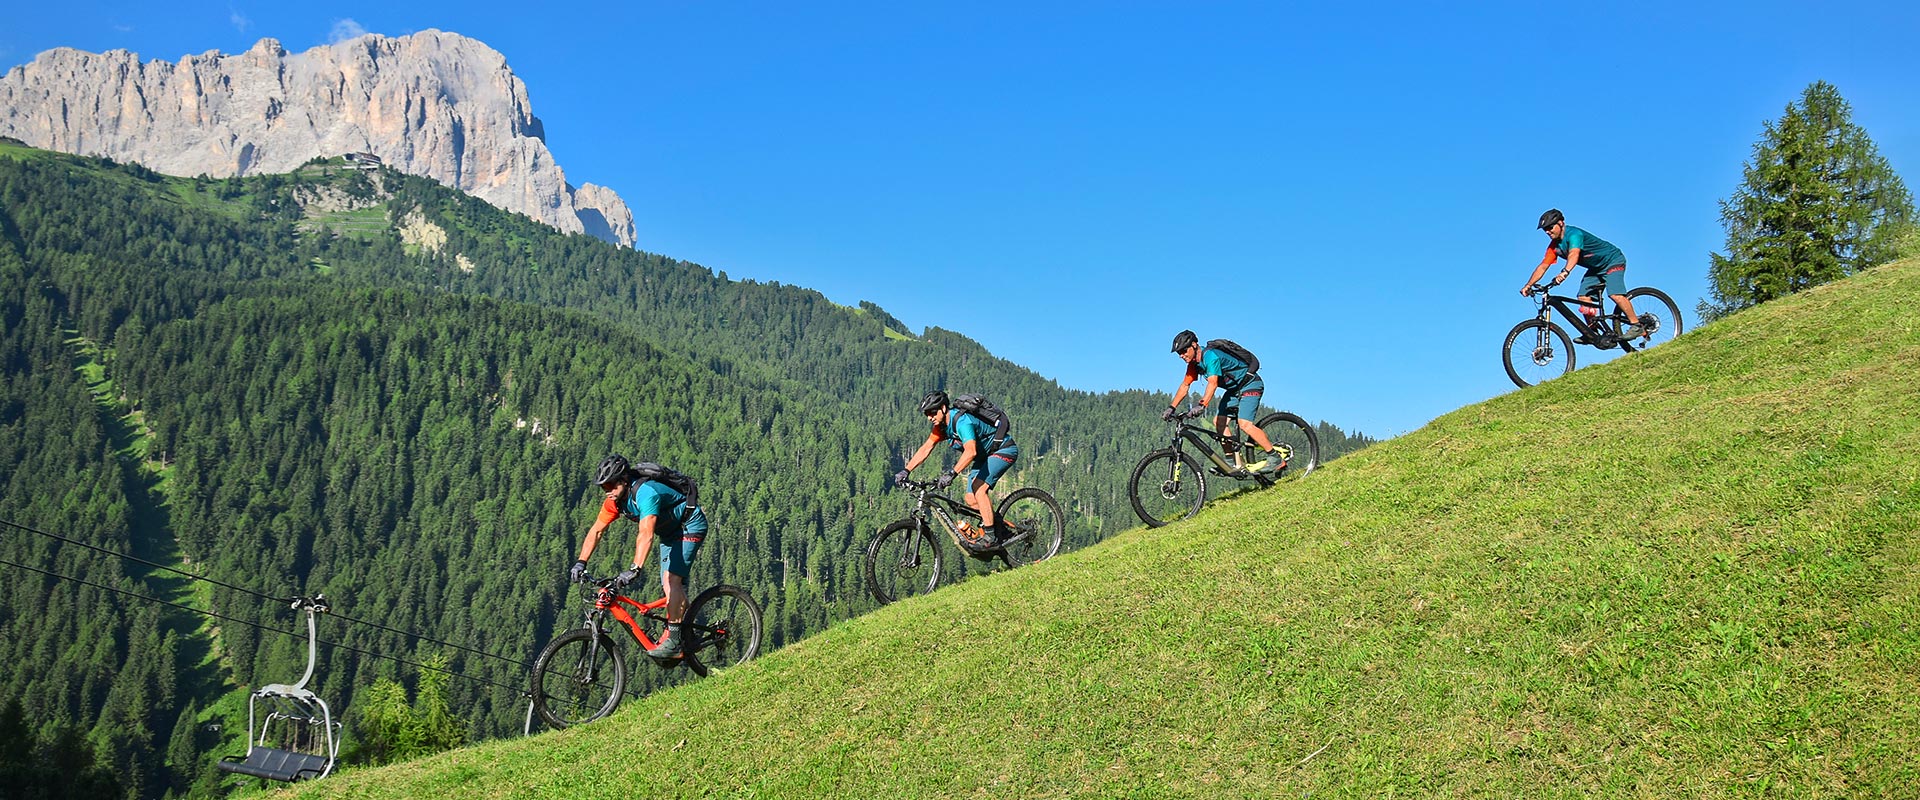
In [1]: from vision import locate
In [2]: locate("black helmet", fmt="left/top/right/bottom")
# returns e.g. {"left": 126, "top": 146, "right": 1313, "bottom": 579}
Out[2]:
{"left": 591, "top": 454, "right": 630, "bottom": 487}
{"left": 1538, "top": 208, "right": 1564, "bottom": 231}
{"left": 1171, "top": 329, "right": 1198, "bottom": 354}
{"left": 918, "top": 390, "right": 949, "bottom": 415}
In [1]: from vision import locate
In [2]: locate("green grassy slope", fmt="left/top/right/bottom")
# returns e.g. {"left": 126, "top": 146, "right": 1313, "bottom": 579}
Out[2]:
{"left": 291, "top": 260, "right": 1920, "bottom": 798}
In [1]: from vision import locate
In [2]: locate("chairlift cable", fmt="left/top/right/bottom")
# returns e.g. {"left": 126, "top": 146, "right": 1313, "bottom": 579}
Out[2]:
{"left": 1, "top": 515, "right": 531, "bottom": 670}
{"left": 0, "top": 555, "right": 531, "bottom": 698}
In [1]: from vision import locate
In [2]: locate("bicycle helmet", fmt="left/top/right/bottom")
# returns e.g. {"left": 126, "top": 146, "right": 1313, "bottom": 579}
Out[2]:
{"left": 1170, "top": 329, "right": 1198, "bottom": 354}
{"left": 591, "top": 454, "right": 631, "bottom": 487}
{"left": 917, "top": 390, "right": 949, "bottom": 415}
{"left": 1538, "top": 208, "right": 1564, "bottom": 231}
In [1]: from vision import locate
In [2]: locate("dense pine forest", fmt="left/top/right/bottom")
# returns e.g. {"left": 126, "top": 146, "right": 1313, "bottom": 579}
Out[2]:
{"left": 0, "top": 140, "right": 1377, "bottom": 798}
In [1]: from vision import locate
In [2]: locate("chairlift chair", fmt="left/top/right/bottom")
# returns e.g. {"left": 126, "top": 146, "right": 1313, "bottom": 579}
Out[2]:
{"left": 219, "top": 595, "right": 342, "bottom": 782}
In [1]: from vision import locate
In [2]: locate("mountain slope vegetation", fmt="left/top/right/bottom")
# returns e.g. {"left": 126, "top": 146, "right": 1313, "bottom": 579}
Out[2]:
{"left": 291, "top": 258, "right": 1920, "bottom": 798}
{"left": 0, "top": 140, "right": 1375, "bottom": 797}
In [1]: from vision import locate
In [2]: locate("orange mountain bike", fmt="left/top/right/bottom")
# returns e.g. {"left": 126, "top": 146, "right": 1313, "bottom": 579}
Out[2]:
{"left": 528, "top": 573, "right": 762, "bottom": 728}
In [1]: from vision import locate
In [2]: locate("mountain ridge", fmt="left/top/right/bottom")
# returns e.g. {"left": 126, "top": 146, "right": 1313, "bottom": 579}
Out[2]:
{"left": 0, "top": 29, "right": 637, "bottom": 247}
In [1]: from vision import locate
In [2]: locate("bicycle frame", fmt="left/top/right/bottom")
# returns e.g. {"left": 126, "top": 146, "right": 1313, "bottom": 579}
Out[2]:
{"left": 1164, "top": 416, "right": 1255, "bottom": 477}
{"left": 584, "top": 583, "right": 675, "bottom": 652}
{"left": 1529, "top": 281, "right": 1629, "bottom": 348}
{"left": 903, "top": 482, "right": 991, "bottom": 552}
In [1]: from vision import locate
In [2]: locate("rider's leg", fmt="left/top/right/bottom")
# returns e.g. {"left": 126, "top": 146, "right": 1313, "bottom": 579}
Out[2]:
{"left": 649, "top": 540, "right": 697, "bottom": 658}
{"left": 1603, "top": 265, "right": 1637, "bottom": 324}
{"left": 662, "top": 569, "right": 687, "bottom": 622}
{"left": 967, "top": 477, "right": 996, "bottom": 529}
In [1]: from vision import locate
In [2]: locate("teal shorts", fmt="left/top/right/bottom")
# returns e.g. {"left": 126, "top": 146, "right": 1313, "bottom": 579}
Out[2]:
{"left": 1577, "top": 264, "right": 1627, "bottom": 299}
{"left": 1214, "top": 378, "right": 1265, "bottom": 421}
{"left": 658, "top": 534, "right": 703, "bottom": 577}
{"left": 967, "top": 443, "right": 1020, "bottom": 489}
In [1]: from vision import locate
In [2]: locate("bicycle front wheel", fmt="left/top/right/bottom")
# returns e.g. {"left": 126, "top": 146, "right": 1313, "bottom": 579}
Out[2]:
{"left": 529, "top": 628, "right": 626, "bottom": 729}
{"left": 1253, "top": 411, "right": 1320, "bottom": 478}
{"left": 1622, "top": 287, "right": 1683, "bottom": 350}
{"left": 1503, "top": 319, "right": 1575, "bottom": 388}
{"left": 865, "top": 520, "right": 943, "bottom": 604}
{"left": 1128, "top": 448, "right": 1206, "bottom": 528}
{"left": 685, "top": 584, "right": 763, "bottom": 677}
{"left": 996, "top": 487, "right": 1064, "bottom": 565}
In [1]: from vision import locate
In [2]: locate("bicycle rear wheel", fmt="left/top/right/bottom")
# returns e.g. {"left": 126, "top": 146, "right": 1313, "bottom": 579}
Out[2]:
{"left": 529, "top": 628, "right": 626, "bottom": 729}
{"left": 1128, "top": 448, "right": 1206, "bottom": 528}
{"left": 865, "top": 520, "right": 943, "bottom": 604}
{"left": 996, "top": 487, "right": 1064, "bottom": 565}
{"left": 1503, "top": 319, "right": 1575, "bottom": 387}
{"left": 1252, "top": 411, "right": 1319, "bottom": 478}
{"left": 685, "top": 585, "right": 763, "bottom": 677}
{"left": 1622, "top": 287, "right": 1683, "bottom": 350}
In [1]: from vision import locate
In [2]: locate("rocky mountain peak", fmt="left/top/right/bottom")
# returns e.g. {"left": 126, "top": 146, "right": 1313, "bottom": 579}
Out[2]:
{"left": 0, "top": 29, "right": 637, "bottom": 247}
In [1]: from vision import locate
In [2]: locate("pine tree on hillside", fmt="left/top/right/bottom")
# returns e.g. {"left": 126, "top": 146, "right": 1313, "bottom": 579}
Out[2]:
{"left": 1703, "top": 81, "right": 1916, "bottom": 321}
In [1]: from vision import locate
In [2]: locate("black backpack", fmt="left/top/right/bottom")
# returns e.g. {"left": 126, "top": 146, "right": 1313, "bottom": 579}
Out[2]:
{"left": 631, "top": 461, "right": 699, "bottom": 509}
{"left": 1206, "top": 339, "right": 1260, "bottom": 376}
{"left": 950, "top": 393, "right": 1012, "bottom": 448}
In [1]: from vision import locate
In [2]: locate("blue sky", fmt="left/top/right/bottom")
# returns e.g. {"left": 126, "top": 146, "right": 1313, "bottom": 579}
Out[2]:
{"left": 7, "top": 2, "right": 1918, "bottom": 437}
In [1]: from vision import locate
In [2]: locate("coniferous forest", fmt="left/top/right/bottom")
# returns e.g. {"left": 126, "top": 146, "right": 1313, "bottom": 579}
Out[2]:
{"left": 0, "top": 142, "right": 1377, "bottom": 798}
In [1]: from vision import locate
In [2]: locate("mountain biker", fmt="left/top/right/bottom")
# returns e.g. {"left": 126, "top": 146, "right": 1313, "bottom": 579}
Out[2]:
{"left": 1167, "top": 330, "right": 1289, "bottom": 474}
{"left": 893, "top": 390, "right": 1021, "bottom": 546}
{"left": 1522, "top": 209, "right": 1646, "bottom": 341}
{"left": 569, "top": 455, "right": 708, "bottom": 659}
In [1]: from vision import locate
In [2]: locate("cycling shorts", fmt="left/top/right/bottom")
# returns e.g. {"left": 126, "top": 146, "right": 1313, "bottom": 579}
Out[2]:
{"left": 1578, "top": 264, "right": 1627, "bottom": 300}
{"left": 657, "top": 534, "right": 703, "bottom": 577}
{"left": 1214, "top": 378, "right": 1265, "bottom": 422}
{"left": 967, "top": 443, "right": 1020, "bottom": 489}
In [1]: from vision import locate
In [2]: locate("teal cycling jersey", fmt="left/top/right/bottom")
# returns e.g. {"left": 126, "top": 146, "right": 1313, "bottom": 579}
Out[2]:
{"left": 1550, "top": 225, "right": 1627, "bottom": 270}
{"left": 619, "top": 480, "right": 707, "bottom": 538}
{"left": 939, "top": 410, "right": 1010, "bottom": 453}
{"left": 1187, "top": 346, "right": 1252, "bottom": 390}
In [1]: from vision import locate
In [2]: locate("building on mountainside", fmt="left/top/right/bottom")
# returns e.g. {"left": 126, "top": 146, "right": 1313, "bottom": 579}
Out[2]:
{"left": 345, "top": 152, "right": 383, "bottom": 170}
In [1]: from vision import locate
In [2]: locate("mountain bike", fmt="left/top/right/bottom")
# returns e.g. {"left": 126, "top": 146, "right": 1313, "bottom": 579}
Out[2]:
{"left": 528, "top": 573, "right": 763, "bottom": 728}
{"left": 864, "top": 478, "right": 1065, "bottom": 604}
{"left": 1127, "top": 405, "right": 1319, "bottom": 528}
{"left": 1504, "top": 277, "right": 1684, "bottom": 387}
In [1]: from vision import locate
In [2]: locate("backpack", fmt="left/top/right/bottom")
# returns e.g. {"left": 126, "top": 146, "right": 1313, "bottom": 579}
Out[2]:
{"left": 1205, "top": 339, "right": 1260, "bottom": 376}
{"left": 630, "top": 462, "right": 699, "bottom": 509}
{"left": 950, "top": 393, "right": 1012, "bottom": 448}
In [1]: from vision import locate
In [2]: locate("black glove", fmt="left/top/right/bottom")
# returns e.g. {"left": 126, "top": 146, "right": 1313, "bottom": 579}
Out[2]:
{"left": 893, "top": 469, "right": 911, "bottom": 487}
{"left": 1185, "top": 404, "right": 1210, "bottom": 419}
{"left": 1161, "top": 405, "right": 1178, "bottom": 421}
{"left": 615, "top": 564, "right": 642, "bottom": 587}
{"left": 567, "top": 560, "right": 588, "bottom": 584}
{"left": 936, "top": 470, "right": 956, "bottom": 489}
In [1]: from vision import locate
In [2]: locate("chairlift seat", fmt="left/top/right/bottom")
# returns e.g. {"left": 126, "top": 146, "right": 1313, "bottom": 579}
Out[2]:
{"left": 218, "top": 747, "right": 331, "bottom": 782}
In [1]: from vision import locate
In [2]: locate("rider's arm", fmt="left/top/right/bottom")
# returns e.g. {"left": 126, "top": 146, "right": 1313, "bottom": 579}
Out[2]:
{"left": 1523, "top": 247, "right": 1559, "bottom": 294}
{"left": 1169, "top": 361, "right": 1200, "bottom": 409}
{"left": 951, "top": 438, "right": 980, "bottom": 478}
{"left": 903, "top": 431, "right": 942, "bottom": 472}
{"left": 630, "top": 515, "right": 658, "bottom": 569}
{"left": 577, "top": 497, "right": 621, "bottom": 562}
{"left": 1197, "top": 374, "right": 1221, "bottom": 410}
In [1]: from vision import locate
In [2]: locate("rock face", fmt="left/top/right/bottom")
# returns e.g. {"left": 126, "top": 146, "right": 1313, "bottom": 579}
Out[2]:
{"left": 0, "top": 30, "right": 636, "bottom": 247}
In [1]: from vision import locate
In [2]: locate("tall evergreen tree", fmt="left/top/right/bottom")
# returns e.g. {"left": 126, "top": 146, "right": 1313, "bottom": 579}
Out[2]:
{"left": 1703, "top": 81, "right": 1916, "bottom": 320}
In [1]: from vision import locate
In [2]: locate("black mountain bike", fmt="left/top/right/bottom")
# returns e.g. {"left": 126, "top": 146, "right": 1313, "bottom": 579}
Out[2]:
{"left": 1504, "top": 277, "right": 1684, "bottom": 387}
{"left": 1127, "top": 405, "right": 1319, "bottom": 527}
{"left": 864, "top": 478, "right": 1065, "bottom": 604}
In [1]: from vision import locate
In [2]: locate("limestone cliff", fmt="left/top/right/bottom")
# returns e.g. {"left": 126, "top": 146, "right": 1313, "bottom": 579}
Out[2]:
{"left": 0, "top": 30, "right": 637, "bottom": 247}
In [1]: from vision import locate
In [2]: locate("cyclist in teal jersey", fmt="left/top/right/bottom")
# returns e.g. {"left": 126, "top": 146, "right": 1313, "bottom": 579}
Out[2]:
{"left": 571, "top": 455, "right": 710, "bottom": 659}
{"left": 1522, "top": 208, "right": 1646, "bottom": 340}
{"left": 894, "top": 391, "right": 1021, "bottom": 545}
{"left": 1167, "top": 330, "right": 1289, "bottom": 474}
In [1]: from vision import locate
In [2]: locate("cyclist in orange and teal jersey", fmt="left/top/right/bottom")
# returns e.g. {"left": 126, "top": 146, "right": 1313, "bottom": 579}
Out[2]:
{"left": 570, "top": 455, "right": 709, "bottom": 659}
{"left": 1166, "top": 330, "right": 1289, "bottom": 474}
{"left": 1522, "top": 208, "right": 1646, "bottom": 341}
{"left": 894, "top": 391, "right": 1021, "bottom": 545}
